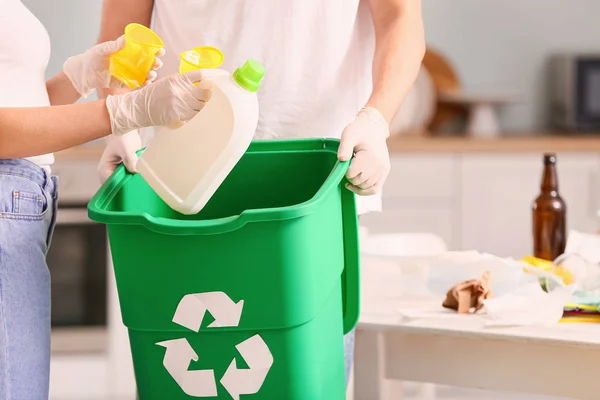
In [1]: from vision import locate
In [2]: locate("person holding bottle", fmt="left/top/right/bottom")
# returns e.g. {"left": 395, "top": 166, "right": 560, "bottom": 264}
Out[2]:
{"left": 0, "top": 2, "right": 213, "bottom": 399}
{"left": 96, "top": 0, "right": 425, "bottom": 386}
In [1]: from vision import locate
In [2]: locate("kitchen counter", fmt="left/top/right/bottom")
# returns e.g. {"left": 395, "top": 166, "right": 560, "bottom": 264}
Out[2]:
{"left": 54, "top": 134, "right": 600, "bottom": 161}
{"left": 387, "top": 134, "right": 600, "bottom": 153}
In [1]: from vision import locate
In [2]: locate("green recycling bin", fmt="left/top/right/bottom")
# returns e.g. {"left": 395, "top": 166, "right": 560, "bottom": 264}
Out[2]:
{"left": 88, "top": 139, "right": 360, "bottom": 400}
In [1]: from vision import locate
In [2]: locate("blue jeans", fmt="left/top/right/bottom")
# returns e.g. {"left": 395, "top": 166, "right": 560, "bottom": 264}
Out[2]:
{"left": 344, "top": 328, "right": 355, "bottom": 385}
{"left": 0, "top": 159, "right": 57, "bottom": 400}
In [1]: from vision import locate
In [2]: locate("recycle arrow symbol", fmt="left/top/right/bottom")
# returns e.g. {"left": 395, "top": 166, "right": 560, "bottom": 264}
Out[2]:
{"left": 220, "top": 334, "right": 274, "bottom": 400}
{"left": 172, "top": 291, "right": 244, "bottom": 332}
{"left": 156, "top": 338, "right": 218, "bottom": 397}
{"left": 157, "top": 291, "right": 273, "bottom": 399}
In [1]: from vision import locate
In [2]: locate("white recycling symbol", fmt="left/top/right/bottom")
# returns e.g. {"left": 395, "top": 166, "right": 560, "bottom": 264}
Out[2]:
{"left": 156, "top": 291, "right": 273, "bottom": 399}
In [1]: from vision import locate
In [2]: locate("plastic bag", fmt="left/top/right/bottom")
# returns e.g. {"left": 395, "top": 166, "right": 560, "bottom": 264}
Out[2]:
{"left": 425, "top": 251, "right": 535, "bottom": 298}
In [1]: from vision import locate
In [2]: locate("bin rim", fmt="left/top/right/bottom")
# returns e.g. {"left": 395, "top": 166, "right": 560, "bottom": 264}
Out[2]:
{"left": 88, "top": 138, "right": 347, "bottom": 236}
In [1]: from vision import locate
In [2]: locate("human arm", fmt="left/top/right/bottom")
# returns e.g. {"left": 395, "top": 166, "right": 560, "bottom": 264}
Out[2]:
{"left": 1, "top": 71, "right": 210, "bottom": 158}
{"left": 45, "top": 32, "right": 162, "bottom": 106}
{"left": 96, "top": 0, "right": 155, "bottom": 180}
{"left": 0, "top": 101, "right": 111, "bottom": 158}
{"left": 48, "top": 36, "right": 134, "bottom": 106}
{"left": 97, "top": 0, "right": 154, "bottom": 100}
{"left": 366, "top": 0, "right": 425, "bottom": 122}
{"left": 99, "top": 0, "right": 154, "bottom": 46}
{"left": 338, "top": 0, "right": 425, "bottom": 195}
{"left": 46, "top": 71, "right": 81, "bottom": 106}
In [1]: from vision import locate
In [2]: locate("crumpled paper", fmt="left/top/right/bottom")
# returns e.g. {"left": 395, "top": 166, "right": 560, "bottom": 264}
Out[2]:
{"left": 442, "top": 271, "right": 493, "bottom": 314}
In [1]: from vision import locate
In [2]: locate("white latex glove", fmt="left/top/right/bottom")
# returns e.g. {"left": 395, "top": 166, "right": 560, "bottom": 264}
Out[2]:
{"left": 97, "top": 131, "right": 142, "bottom": 183}
{"left": 338, "top": 107, "right": 391, "bottom": 196}
{"left": 63, "top": 35, "right": 165, "bottom": 97}
{"left": 98, "top": 69, "right": 224, "bottom": 182}
{"left": 105, "top": 70, "right": 212, "bottom": 136}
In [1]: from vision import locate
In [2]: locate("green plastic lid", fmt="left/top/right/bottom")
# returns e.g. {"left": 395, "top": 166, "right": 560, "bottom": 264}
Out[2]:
{"left": 233, "top": 60, "right": 265, "bottom": 92}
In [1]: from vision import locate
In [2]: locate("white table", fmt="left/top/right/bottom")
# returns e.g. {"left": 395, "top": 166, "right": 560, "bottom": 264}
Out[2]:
{"left": 354, "top": 258, "right": 600, "bottom": 400}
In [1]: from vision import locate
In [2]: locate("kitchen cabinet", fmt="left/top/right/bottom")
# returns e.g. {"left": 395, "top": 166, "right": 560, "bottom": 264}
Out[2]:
{"left": 361, "top": 151, "right": 600, "bottom": 259}
{"left": 460, "top": 153, "right": 600, "bottom": 258}
{"left": 361, "top": 206, "right": 455, "bottom": 248}
{"left": 360, "top": 155, "right": 459, "bottom": 248}
{"left": 383, "top": 155, "right": 457, "bottom": 199}
{"left": 460, "top": 154, "right": 538, "bottom": 257}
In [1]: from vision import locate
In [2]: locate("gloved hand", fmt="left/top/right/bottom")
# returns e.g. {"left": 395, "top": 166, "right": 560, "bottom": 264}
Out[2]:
{"left": 63, "top": 35, "right": 164, "bottom": 97}
{"left": 98, "top": 69, "right": 222, "bottom": 182}
{"left": 105, "top": 70, "right": 212, "bottom": 136}
{"left": 97, "top": 131, "right": 142, "bottom": 183}
{"left": 338, "top": 107, "right": 391, "bottom": 196}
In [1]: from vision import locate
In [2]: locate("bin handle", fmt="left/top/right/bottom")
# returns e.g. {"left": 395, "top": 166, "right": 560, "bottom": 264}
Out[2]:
{"left": 340, "top": 183, "right": 360, "bottom": 334}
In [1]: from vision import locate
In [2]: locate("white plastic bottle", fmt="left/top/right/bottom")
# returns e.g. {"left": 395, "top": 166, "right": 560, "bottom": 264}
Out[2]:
{"left": 137, "top": 60, "right": 265, "bottom": 215}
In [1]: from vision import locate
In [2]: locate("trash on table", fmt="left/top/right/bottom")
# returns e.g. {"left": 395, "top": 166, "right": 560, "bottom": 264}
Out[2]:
{"left": 521, "top": 255, "right": 575, "bottom": 285}
{"left": 426, "top": 251, "right": 531, "bottom": 298}
{"left": 442, "top": 271, "right": 492, "bottom": 314}
{"left": 564, "top": 230, "right": 600, "bottom": 264}
{"left": 482, "top": 282, "right": 571, "bottom": 327}
{"left": 416, "top": 251, "right": 573, "bottom": 326}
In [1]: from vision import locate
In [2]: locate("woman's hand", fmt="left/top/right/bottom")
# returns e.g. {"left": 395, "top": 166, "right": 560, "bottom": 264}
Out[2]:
{"left": 62, "top": 35, "right": 164, "bottom": 97}
{"left": 105, "top": 70, "right": 212, "bottom": 136}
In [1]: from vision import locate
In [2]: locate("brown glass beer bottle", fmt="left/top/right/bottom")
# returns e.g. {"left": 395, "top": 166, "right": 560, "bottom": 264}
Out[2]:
{"left": 532, "top": 153, "right": 566, "bottom": 261}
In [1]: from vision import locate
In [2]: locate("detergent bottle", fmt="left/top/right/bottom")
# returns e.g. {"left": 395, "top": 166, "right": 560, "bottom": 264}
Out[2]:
{"left": 137, "top": 59, "right": 265, "bottom": 215}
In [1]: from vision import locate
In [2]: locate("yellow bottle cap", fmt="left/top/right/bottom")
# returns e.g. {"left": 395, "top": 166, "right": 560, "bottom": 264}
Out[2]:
{"left": 179, "top": 46, "right": 224, "bottom": 73}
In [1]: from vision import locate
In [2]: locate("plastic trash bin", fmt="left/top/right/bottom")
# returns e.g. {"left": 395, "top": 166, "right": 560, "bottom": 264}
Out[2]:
{"left": 88, "top": 139, "right": 360, "bottom": 400}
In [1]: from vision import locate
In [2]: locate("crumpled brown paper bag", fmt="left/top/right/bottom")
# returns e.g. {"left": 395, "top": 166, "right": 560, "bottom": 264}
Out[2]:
{"left": 442, "top": 271, "right": 493, "bottom": 314}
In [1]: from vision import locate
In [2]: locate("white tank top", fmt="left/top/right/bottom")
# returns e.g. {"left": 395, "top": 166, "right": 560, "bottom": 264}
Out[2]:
{"left": 0, "top": 0, "right": 53, "bottom": 168}
{"left": 150, "top": 0, "right": 382, "bottom": 213}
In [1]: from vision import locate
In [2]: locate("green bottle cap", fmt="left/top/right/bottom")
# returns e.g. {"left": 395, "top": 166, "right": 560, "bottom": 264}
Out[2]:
{"left": 233, "top": 60, "right": 265, "bottom": 92}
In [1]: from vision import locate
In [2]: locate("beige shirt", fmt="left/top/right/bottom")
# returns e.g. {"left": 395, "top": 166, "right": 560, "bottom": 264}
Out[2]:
{"left": 149, "top": 0, "right": 382, "bottom": 213}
